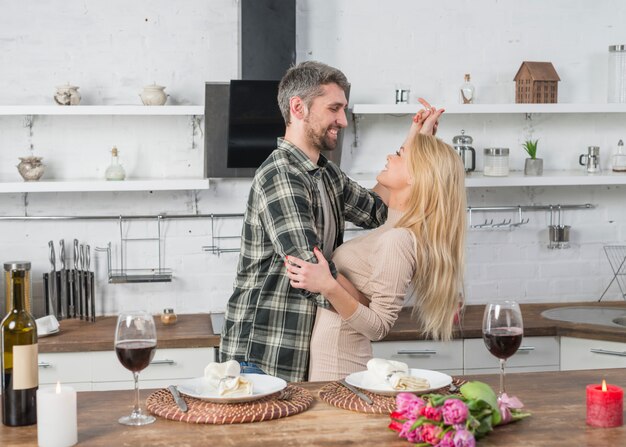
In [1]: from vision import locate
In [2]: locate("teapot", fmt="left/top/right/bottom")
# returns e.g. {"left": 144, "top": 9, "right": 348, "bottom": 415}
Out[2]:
{"left": 17, "top": 156, "right": 45, "bottom": 181}
{"left": 452, "top": 130, "right": 476, "bottom": 172}
{"left": 139, "top": 83, "right": 168, "bottom": 106}
{"left": 54, "top": 83, "right": 81, "bottom": 106}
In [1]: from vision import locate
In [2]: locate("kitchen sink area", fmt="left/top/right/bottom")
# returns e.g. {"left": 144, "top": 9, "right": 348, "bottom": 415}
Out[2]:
{"left": 541, "top": 306, "right": 626, "bottom": 328}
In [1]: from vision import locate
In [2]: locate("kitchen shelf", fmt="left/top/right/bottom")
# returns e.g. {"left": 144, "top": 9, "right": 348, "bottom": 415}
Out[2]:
{"left": 0, "top": 178, "right": 210, "bottom": 193}
{"left": 351, "top": 103, "right": 626, "bottom": 115}
{"left": 350, "top": 170, "right": 626, "bottom": 189}
{"left": 0, "top": 105, "right": 204, "bottom": 116}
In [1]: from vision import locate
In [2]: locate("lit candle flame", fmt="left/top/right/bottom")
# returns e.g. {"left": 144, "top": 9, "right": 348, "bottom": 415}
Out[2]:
{"left": 56, "top": 381, "right": 62, "bottom": 394}
{"left": 601, "top": 379, "right": 607, "bottom": 392}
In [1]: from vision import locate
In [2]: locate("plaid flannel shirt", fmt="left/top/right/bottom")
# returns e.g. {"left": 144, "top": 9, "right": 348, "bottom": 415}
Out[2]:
{"left": 219, "top": 138, "right": 388, "bottom": 382}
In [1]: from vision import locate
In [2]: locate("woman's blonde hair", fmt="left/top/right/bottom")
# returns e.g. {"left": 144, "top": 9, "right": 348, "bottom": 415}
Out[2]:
{"left": 396, "top": 134, "right": 466, "bottom": 341}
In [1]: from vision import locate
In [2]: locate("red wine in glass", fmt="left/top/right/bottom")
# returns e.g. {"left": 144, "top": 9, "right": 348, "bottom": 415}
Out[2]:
{"left": 482, "top": 301, "right": 524, "bottom": 397}
{"left": 115, "top": 340, "right": 156, "bottom": 372}
{"left": 114, "top": 311, "right": 157, "bottom": 426}
{"left": 483, "top": 327, "right": 523, "bottom": 359}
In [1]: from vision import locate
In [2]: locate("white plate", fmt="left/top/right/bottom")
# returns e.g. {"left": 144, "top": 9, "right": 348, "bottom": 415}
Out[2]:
{"left": 38, "top": 328, "right": 60, "bottom": 338}
{"left": 177, "top": 374, "right": 287, "bottom": 403}
{"left": 345, "top": 368, "right": 452, "bottom": 396}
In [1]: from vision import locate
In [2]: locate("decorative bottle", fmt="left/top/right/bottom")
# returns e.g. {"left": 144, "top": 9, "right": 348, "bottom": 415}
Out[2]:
{"left": 1, "top": 261, "right": 38, "bottom": 427}
{"left": 612, "top": 139, "right": 626, "bottom": 172}
{"left": 460, "top": 74, "right": 475, "bottom": 104}
{"left": 105, "top": 147, "right": 126, "bottom": 181}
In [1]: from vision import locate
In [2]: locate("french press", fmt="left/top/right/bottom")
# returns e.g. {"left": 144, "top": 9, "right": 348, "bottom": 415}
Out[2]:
{"left": 579, "top": 146, "right": 601, "bottom": 174}
{"left": 452, "top": 130, "right": 476, "bottom": 172}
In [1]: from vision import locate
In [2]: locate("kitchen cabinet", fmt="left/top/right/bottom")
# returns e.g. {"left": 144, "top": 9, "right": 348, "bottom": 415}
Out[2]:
{"left": 0, "top": 105, "right": 208, "bottom": 193}
{"left": 464, "top": 336, "right": 560, "bottom": 375}
{"left": 351, "top": 103, "right": 626, "bottom": 188}
{"left": 560, "top": 336, "right": 626, "bottom": 371}
{"left": 372, "top": 340, "right": 464, "bottom": 375}
{"left": 39, "top": 347, "right": 215, "bottom": 391}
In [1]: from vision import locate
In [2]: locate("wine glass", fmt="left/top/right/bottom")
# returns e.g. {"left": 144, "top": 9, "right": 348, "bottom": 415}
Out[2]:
{"left": 482, "top": 301, "right": 523, "bottom": 397}
{"left": 114, "top": 310, "right": 157, "bottom": 426}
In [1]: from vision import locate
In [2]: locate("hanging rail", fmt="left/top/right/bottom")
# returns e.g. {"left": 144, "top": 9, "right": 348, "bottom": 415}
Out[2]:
{"left": 467, "top": 203, "right": 594, "bottom": 230}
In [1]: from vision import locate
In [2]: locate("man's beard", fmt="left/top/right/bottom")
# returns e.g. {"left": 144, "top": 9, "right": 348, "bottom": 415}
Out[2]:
{"left": 304, "top": 119, "right": 338, "bottom": 152}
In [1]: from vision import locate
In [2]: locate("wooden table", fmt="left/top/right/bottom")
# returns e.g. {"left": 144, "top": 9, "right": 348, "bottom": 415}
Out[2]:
{"left": 2, "top": 369, "right": 625, "bottom": 446}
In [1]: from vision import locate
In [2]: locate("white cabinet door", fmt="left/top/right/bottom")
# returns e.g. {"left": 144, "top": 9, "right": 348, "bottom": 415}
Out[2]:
{"left": 38, "top": 352, "right": 91, "bottom": 386}
{"left": 92, "top": 347, "right": 215, "bottom": 384}
{"left": 39, "top": 347, "right": 215, "bottom": 391}
{"left": 372, "top": 340, "right": 463, "bottom": 375}
{"left": 464, "top": 336, "right": 560, "bottom": 375}
{"left": 561, "top": 337, "right": 626, "bottom": 371}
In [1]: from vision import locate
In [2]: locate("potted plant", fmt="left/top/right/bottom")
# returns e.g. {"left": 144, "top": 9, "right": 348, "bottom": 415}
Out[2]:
{"left": 522, "top": 139, "right": 543, "bottom": 176}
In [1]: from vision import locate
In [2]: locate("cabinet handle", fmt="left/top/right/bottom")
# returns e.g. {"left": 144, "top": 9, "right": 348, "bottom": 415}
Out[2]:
{"left": 38, "top": 362, "right": 52, "bottom": 368}
{"left": 396, "top": 349, "right": 437, "bottom": 355}
{"left": 590, "top": 348, "right": 626, "bottom": 357}
{"left": 150, "top": 359, "right": 176, "bottom": 365}
{"left": 517, "top": 346, "right": 535, "bottom": 352}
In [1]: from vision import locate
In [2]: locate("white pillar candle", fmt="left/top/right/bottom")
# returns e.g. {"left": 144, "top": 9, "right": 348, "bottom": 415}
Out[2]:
{"left": 36, "top": 382, "right": 78, "bottom": 447}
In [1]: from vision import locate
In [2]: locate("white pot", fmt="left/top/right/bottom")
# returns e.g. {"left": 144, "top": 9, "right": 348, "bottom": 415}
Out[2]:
{"left": 139, "top": 83, "right": 168, "bottom": 106}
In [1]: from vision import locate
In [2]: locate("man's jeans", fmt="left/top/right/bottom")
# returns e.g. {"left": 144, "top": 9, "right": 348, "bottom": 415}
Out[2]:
{"left": 239, "top": 361, "right": 267, "bottom": 375}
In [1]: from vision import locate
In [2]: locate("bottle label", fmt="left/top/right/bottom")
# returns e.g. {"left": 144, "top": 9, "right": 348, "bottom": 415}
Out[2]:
{"left": 12, "top": 344, "right": 38, "bottom": 390}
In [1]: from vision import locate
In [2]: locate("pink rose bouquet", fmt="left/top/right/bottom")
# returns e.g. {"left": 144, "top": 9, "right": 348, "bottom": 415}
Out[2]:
{"left": 389, "top": 381, "right": 530, "bottom": 446}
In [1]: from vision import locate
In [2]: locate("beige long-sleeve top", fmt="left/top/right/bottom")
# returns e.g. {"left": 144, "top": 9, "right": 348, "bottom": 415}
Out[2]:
{"left": 309, "top": 209, "right": 416, "bottom": 381}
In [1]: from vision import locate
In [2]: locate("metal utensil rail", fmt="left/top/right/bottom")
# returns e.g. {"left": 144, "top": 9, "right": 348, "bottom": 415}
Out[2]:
{"left": 467, "top": 203, "right": 595, "bottom": 229}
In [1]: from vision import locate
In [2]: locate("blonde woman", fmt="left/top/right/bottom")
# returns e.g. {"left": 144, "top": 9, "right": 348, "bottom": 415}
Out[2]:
{"left": 285, "top": 119, "right": 466, "bottom": 381}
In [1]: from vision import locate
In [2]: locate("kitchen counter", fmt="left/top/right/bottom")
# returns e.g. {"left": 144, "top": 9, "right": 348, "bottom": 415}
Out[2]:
{"left": 39, "top": 301, "right": 626, "bottom": 353}
{"left": 2, "top": 368, "right": 625, "bottom": 446}
{"left": 39, "top": 314, "right": 219, "bottom": 353}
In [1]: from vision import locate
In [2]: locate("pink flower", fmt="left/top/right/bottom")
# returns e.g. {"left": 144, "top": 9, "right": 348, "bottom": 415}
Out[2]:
{"left": 497, "top": 393, "right": 524, "bottom": 425}
{"left": 396, "top": 392, "right": 426, "bottom": 418}
{"left": 438, "top": 431, "right": 456, "bottom": 447}
{"left": 420, "top": 424, "right": 443, "bottom": 445}
{"left": 453, "top": 429, "right": 475, "bottom": 447}
{"left": 442, "top": 399, "right": 469, "bottom": 425}
{"left": 420, "top": 404, "right": 443, "bottom": 422}
{"left": 388, "top": 419, "right": 403, "bottom": 433}
{"left": 399, "top": 419, "right": 423, "bottom": 443}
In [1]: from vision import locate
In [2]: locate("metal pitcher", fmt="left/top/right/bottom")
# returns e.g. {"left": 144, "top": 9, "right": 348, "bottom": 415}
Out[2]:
{"left": 579, "top": 146, "right": 601, "bottom": 174}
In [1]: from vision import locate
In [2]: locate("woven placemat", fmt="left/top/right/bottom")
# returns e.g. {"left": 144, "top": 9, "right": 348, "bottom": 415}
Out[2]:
{"left": 146, "top": 384, "right": 312, "bottom": 424}
{"left": 318, "top": 377, "right": 468, "bottom": 414}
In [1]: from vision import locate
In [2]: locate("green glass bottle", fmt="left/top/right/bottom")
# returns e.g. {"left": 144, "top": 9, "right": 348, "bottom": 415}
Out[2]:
{"left": 1, "top": 261, "right": 38, "bottom": 426}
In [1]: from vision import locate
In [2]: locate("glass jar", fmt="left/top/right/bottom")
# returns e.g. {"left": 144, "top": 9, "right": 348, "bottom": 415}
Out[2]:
{"left": 608, "top": 44, "right": 626, "bottom": 103}
{"left": 483, "top": 148, "right": 509, "bottom": 176}
{"left": 160, "top": 308, "right": 177, "bottom": 325}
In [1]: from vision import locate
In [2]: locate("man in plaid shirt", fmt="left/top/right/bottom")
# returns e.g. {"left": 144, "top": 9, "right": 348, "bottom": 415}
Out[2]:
{"left": 219, "top": 61, "right": 388, "bottom": 382}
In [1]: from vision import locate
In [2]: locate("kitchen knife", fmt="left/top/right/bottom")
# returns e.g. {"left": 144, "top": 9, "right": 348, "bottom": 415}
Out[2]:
{"left": 338, "top": 379, "right": 373, "bottom": 405}
{"left": 43, "top": 272, "right": 49, "bottom": 315}
{"left": 59, "top": 239, "right": 68, "bottom": 320}
{"left": 86, "top": 245, "right": 94, "bottom": 322}
{"left": 79, "top": 244, "right": 85, "bottom": 320}
{"left": 47, "top": 241, "right": 57, "bottom": 318}
{"left": 167, "top": 385, "right": 188, "bottom": 412}
{"left": 73, "top": 239, "right": 80, "bottom": 319}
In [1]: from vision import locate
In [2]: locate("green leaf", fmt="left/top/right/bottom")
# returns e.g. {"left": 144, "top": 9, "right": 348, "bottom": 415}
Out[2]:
{"left": 460, "top": 381, "right": 501, "bottom": 425}
{"left": 522, "top": 139, "right": 539, "bottom": 159}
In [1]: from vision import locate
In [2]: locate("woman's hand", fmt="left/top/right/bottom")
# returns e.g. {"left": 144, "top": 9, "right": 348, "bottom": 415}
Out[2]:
{"left": 285, "top": 247, "right": 335, "bottom": 294}
{"left": 415, "top": 97, "right": 444, "bottom": 136}
{"left": 402, "top": 98, "right": 445, "bottom": 148}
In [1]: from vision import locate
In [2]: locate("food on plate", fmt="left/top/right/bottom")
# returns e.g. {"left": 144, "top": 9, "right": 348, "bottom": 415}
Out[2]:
{"left": 204, "top": 360, "right": 253, "bottom": 396}
{"left": 366, "top": 358, "right": 430, "bottom": 391}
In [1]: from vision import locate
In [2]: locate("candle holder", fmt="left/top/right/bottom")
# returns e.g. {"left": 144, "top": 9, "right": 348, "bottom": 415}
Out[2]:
{"left": 586, "top": 382, "right": 623, "bottom": 428}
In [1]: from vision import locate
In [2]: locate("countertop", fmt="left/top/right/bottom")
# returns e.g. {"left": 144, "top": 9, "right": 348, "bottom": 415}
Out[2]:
{"left": 38, "top": 301, "right": 626, "bottom": 353}
{"left": 2, "top": 368, "right": 625, "bottom": 446}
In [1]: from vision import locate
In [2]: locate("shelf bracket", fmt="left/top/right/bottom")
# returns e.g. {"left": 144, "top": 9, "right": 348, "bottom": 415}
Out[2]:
{"left": 525, "top": 112, "right": 533, "bottom": 121}
{"left": 351, "top": 112, "right": 361, "bottom": 148}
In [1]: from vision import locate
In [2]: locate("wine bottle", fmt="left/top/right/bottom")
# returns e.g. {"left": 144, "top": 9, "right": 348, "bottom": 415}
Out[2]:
{"left": 1, "top": 261, "right": 38, "bottom": 427}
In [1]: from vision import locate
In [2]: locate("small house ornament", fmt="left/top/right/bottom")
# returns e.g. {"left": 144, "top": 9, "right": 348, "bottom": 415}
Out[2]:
{"left": 514, "top": 61, "right": 560, "bottom": 103}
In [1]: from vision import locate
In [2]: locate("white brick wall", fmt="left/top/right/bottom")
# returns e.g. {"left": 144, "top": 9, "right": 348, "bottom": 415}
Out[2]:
{"left": 1, "top": 0, "right": 626, "bottom": 317}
